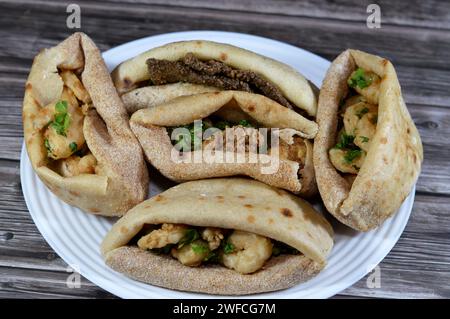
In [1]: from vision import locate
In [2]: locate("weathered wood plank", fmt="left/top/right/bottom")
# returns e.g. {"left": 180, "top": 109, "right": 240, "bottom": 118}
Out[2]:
{"left": 340, "top": 193, "right": 450, "bottom": 299}
{"left": 0, "top": 137, "right": 22, "bottom": 161}
{"left": 0, "top": 1, "right": 449, "bottom": 106}
{"left": 98, "top": 0, "right": 450, "bottom": 30}
{"left": 0, "top": 0, "right": 447, "bottom": 70}
{"left": 1, "top": 155, "right": 449, "bottom": 298}
{"left": 0, "top": 266, "right": 115, "bottom": 298}
{"left": 4, "top": 0, "right": 450, "bottom": 30}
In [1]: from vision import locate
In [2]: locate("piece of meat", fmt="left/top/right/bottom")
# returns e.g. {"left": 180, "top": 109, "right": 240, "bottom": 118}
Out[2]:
{"left": 201, "top": 227, "right": 224, "bottom": 250}
{"left": 137, "top": 223, "right": 188, "bottom": 250}
{"left": 146, "top": 53, "right": 294, "bottom": 109}
{"left": 147, "top": 58, "right": 251, "bottom": 92}
{"left": 183, "top": 53, "right": 293, "bottom": 109}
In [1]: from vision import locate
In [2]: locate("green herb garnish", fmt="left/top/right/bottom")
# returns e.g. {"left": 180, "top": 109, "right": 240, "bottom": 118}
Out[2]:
{"left": 50, "top": 101, "right": 70, "bottom": 136}
{"left": 170, "top": 118, "right": 257, "bottom": 149}
{"left": 69, "top": 142, "right": 78, "bottom": 153}
{"left": 238, "top": 119, "right": 253, "bottom": 127}
{"left": 170, "top": 121, "right": 209, "bottom": 150}
{"left": 360, "top": 136, "right": 369, "bottom": 143}
{"left": 348, "top": 68, "right": 372, "bottom": 89}
{"left": 223, "top": 242, "right": 235, "bottom": 254}
{"left": 215, "top": 120, "right": 232, "bottom": 130}
{"left": 178, "top": 229, "right": 200, "bottom": 249}
{"left": 344, "top": 149, "right": 363, "bottom": 163}
{"left": 55, "top": 100, "right": 68, "bottom": 113}
{"left": 334, "top": 133, "right": 355, "bottom": 149}
{"left": 356, "top": 107, "right": 369, "bottom": 119}
{"left": 191, "top": 242, "right": 209, "bottom": 254}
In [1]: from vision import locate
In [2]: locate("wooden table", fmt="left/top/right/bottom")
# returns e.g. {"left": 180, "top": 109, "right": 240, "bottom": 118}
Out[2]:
{"left": 0, "top": 0, "right": 449, "bottom": 299}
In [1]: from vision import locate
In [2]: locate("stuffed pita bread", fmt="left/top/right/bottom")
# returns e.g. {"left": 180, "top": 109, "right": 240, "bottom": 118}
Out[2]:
{"left": 22, "top": 33, "right": 149, "bottom": 216}
{"left": 129, "top": 91, "right": 318, "bottom": 196}
{"left": 101, "top": 178, "right": 333, "bottom": 295}
{"left": 112, "top": 40, "right": 317, "bottom": 116}
{"left": 313, "top": 49, "right": 423, "bottom": 231}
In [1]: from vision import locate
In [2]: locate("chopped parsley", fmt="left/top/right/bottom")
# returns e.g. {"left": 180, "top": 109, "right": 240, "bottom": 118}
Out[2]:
{"left": 223, "top": 242, "right": 235, "bottom": 254}
{"left": 69, "top": 142, "right": 78, "bottom": 153}
{"left": 169, "top": 118, "right": 257, "bottom": 150}
{"left": 55, "top": 100, "right": 67, "bottom": 113}
{"left": 360, "top": 136, "right": 369, "bottom": 143}
{"left": 215, "top": 120, "right": 232, "bottom": 130}
{"left": 191, "top": 242, "right": 209, "bottom": 255}
{"left": 170, "top": 121, "right": 211, "bottom": 150}
{"left": 344, "top": 149, "right": 363, "bottom": 164}
{"left": 238, "top": 119, "right": 253, "bottom": 127}
{"left": 356, "top": 107, "right": 369, "bottom": 119}
{"left": 50, "top": 101, "right": 70, "bottom": 136}
{"left": 348, "top": 68, "right": 373, "bottom": 89}
{"left": 178, "top": 229, "right": 199, "bottom": 249}
{"left": 334, "top": 132, "right": 355, "bottom": 150}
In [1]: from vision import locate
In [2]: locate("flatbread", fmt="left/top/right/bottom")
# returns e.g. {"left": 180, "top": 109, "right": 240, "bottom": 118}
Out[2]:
{"left": 121, "top": 83, "right": 219, "bottom": 114}
{"left": 313, "top": 49, "right": 423, "bottom": 231}
{"left": 111, "top": 40, "right": 317, "bottom": 116}
{"left": 129, "top": 90, "right": 318, "bottom": 195}
{"left": 101, "top": 178, "right": 334, "bottom": 295}
{"left": 22, "top": 32, "right": 149, "bottom": 216}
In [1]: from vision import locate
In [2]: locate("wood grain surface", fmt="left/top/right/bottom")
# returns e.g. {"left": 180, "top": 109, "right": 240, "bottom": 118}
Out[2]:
{"left": 0, "top": 0, "right": 449, "bottom": 299}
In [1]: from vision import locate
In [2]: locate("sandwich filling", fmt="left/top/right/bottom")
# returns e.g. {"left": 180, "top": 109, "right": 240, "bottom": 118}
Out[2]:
{"left": 134, "top": 223, "right": 300, "bottom": 274}
{"left": 35, "top": 69, "right": 97, "bottom": 177}
{"left": 166, "top": 117, "right": 309, "bottom": 175}
{"left": 329, "top": 67, "right": 380, "bottom": 179}
{"left": 146, "top": 53, "right": 295, "bottom": 110}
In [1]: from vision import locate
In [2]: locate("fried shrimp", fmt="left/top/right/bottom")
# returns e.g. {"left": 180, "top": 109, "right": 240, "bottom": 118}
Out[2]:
{"left": 58, "top": 153, "right": 97, "bottom": 177}
{"left": 44, "top": 88, "right": 85, "bottom": 160}
{"left": 221, "top": 230, "right": 273, "bottom": 274}
{"left": 342, "top": 101, "right": 378, "bottom": 153}
{"left": 329, "top": 148, "right": 366, "bottom": 174}
{"left": 341, "top": 95, "right": 366, "bottom": 111}
{"left": 138, "top": 223, "right": 187, "bottom": 250}
{"left": 352, "top": 70, "right": 380, "bottom": 105}
{"left": 171, "top": 239, "right": 209, "bottom": 267}
{"left": 201, "top": 227, "right": 224, "bottom": 250}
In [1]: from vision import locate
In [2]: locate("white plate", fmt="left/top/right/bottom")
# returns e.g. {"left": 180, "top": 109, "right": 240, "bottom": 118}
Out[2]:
{"left": 20, "top": 31, "right": 414, "bottom": 299}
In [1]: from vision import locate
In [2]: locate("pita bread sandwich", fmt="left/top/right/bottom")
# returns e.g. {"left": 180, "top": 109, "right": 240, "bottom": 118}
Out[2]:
{"left": 129, "top": 91, "right": 318, "bottom": 196}
{"left": 101, "top": 178, "right": 334, "bottom": 295}
{"left": 112, "top": 40, "right": 317, "bottom": 117}
{"left": 313, "top": 49, "right": 423, "bottom": 231}
{"left": 111, "top": 41, "right": 319, "bottom": 196}
{"left": 22, "top": 33, "right": 149, "bottom": 216}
